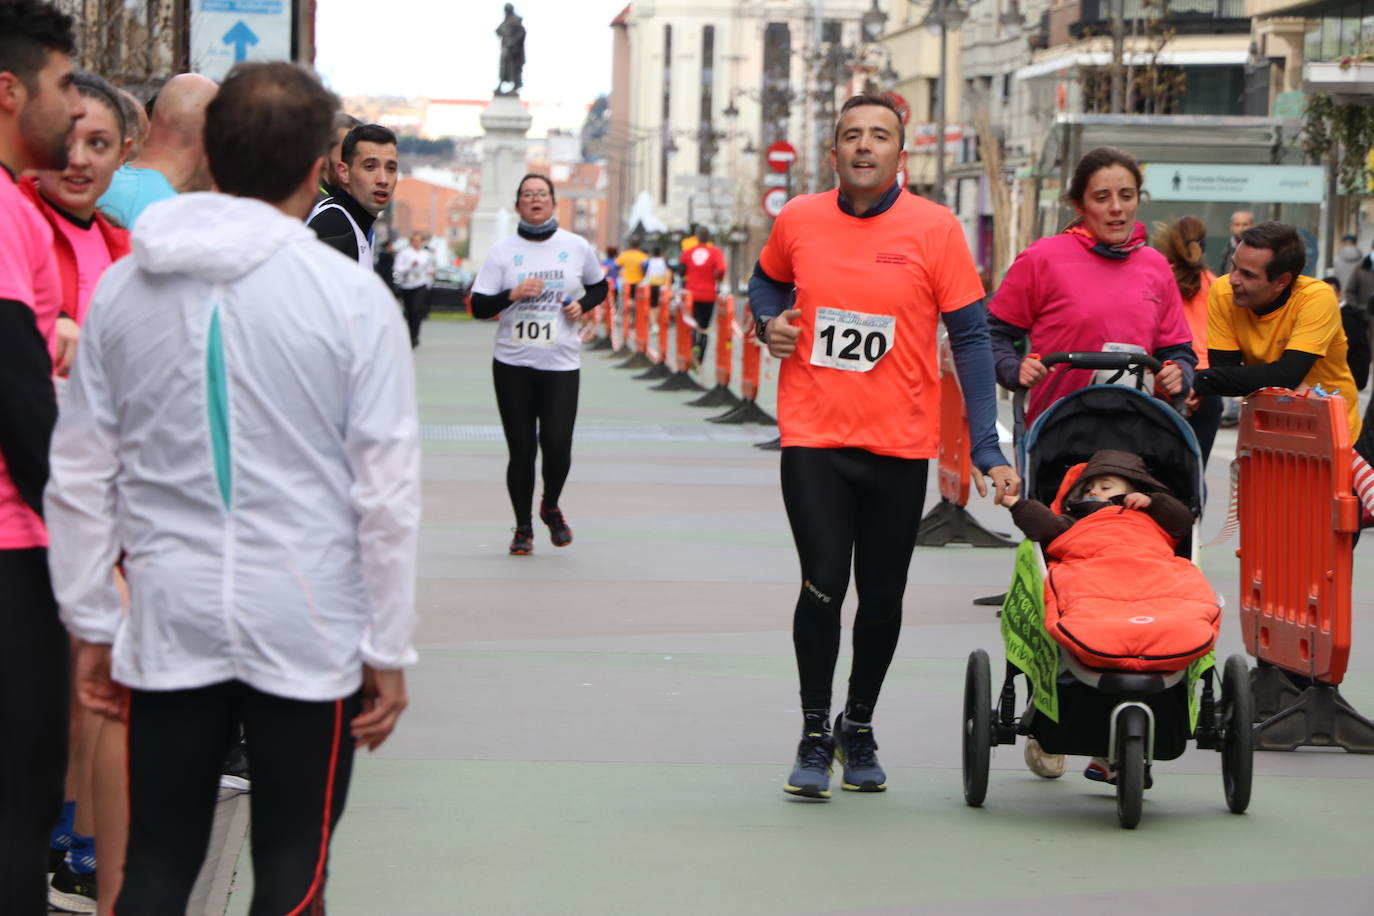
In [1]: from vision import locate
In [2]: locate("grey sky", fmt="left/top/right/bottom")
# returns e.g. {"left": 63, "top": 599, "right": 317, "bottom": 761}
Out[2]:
{"left": 315, "top": 0, "right": 628, "bottom": 125}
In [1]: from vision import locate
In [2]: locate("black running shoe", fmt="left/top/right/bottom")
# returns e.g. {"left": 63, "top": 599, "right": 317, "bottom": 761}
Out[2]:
{"left": 783, "top": 730, "right": 835, "bottom": 800}
{"left": 834, "top": 713, "right": 887, "bottom": 792}
{"left": 539, "top": 500, "right": 573, "bottom": 547}
{"left": 48, "top": 857, "right": 97, "bottom": 914}
{"left": 509, "top": 525, "right": 534, "bottom": 555}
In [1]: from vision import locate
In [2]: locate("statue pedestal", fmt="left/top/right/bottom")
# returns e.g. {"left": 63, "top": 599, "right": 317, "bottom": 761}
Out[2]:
{"left": 468, "top": 94, "right": 533, "bottom": 272}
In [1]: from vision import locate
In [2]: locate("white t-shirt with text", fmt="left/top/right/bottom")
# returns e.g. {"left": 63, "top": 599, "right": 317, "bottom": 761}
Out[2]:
{"left": 472, "top": 229, "right": 604, "bottom": 371}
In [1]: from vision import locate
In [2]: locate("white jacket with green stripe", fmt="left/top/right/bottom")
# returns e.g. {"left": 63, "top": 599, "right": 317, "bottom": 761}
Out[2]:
{"left": 46, "top": 192, "right": 420, "bottom": 702}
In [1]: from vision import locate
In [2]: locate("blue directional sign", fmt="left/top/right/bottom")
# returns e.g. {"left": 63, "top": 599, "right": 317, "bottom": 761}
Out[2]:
{"left": 191, "top": 0, "right": 291, "bottom": 80}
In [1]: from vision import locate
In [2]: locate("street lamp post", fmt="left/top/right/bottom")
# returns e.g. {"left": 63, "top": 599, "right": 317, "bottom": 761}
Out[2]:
{"left": 923, "top": 0, "right": 967, "bottom": 207}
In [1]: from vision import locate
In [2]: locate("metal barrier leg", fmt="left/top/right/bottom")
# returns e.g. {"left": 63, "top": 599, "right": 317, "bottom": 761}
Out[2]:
{"left": 1252, "top": 668, "right": 1374, "bottom": 753}
{"left": 915, "top": 498, "right": 1018, "bottom": 548}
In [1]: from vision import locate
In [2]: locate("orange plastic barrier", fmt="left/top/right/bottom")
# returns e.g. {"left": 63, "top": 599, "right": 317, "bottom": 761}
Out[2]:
{"left": 1236, "top": 388, "right": 1357, "bottom": 684}
{"left": 740, "top": 316, "right": 762, "bottom": 401}
{"left": 936, "top": 337, "right": 971, "bottom": 505}
{"left": 716, "top": 296, "right": 735, "bottom": 387}
{"left": 633, "top": 284, "right": 650, "bottom": 355}
{"left": 655, "top": 289, "right": 672, "bottom": 363}
{"left": 676, "top": 290, "right": 695, "bottom": 372}
{"left": 618, "top": 283, "right": 633, "bottom": 350}
{"left": 914, "top": 336, "right": 1015, "bottom": 548}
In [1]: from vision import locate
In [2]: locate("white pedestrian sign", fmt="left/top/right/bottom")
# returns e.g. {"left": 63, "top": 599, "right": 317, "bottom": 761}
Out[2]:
{"left": 190, "top": 0, "right": 293, "bottom": 82}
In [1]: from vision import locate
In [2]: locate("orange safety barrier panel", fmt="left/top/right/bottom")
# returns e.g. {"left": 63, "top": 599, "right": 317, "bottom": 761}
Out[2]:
{"left": 740, "top": 321, "right": 762, "bottom": 401}
{"left": 1236, "top": 388, "right": 1356, "bottom": 683}
{"left": 705, "top": 303, "right": 775, "bottom": 424}
{"left": 617, "top": 283, "right": 633, "bottom": 351}
{"left": 675, "top": 290, "right": 695, "bottom": 372}
{"left": 651, "top": 289, "right": 672, "bottom": 364}
{"left": 937, "top": 338, "right": 971, "bottom": 505}
{"left": 716, "top": 296, "right": 735, "bottom": 387}
{"left": 685, "top": 294, "right": 741, "bottom": 409}
{"left": 915, "top": 335, "right": 1015, "bottom": 547}
{"left": 1236, "top": 387, "right": 1374, "bottom": 752}
{"left": 634, "top": 284, "right": 650, "bottom": 354}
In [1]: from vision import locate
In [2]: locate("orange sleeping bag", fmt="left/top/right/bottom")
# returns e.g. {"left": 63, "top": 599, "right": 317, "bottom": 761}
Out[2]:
{"left": 1043, "top": 464, "right": 1220, "bottom": 672}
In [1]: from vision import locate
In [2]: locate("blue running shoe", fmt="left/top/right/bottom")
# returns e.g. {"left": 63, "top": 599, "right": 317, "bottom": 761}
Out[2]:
{"left": 834, "top": 713, "right": 887, "bottom": 792}
{"left": 784, "top": 730, "right": 835, "bottom": 800}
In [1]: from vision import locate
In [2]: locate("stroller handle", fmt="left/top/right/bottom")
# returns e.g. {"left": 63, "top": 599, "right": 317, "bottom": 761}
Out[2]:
{"left": 1039, "top": 351, "right": 1163, "bottom": 373}
{"left": 1011, "top": 352, "right": 1187, "bottom": 462}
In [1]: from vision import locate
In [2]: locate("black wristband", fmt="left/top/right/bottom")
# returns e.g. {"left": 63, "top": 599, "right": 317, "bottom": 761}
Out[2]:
{"left": 754, "top": 316, "right": 769, "bottom": 343}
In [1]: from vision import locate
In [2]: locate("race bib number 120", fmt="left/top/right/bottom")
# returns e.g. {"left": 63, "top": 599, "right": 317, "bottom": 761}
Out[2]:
{"left": 510, "top": 315, "right": 557, "bottom": 348}
{"left": 809, "top": 307, "right": 896, "bottom": 372}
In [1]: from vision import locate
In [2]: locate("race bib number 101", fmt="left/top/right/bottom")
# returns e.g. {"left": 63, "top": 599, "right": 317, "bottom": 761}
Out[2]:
{"left": 510, "top": 316, "right": 557, "bottom": 348}
{"left": 809, "top": 307, "right": 896, "bottom": 372}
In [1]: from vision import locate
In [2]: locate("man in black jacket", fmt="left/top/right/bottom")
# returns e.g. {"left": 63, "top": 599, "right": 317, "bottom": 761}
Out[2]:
{"left": 306, "top": 123, "right": 398, "bottom": 268}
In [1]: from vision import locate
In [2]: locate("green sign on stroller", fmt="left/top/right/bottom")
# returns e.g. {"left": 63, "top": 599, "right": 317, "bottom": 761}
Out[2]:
{"left": 1000, "top": 539, "right": 1059, "bottom": 722}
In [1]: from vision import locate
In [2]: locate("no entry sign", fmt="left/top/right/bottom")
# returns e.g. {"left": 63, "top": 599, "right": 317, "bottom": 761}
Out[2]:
{"left": 766, "top": 140, "right": 797, "bottom": 173}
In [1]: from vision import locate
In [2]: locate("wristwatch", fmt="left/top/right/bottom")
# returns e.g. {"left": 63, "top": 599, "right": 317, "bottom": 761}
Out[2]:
{"left": 754, "top": 316, "right": 770, "bottom": 343}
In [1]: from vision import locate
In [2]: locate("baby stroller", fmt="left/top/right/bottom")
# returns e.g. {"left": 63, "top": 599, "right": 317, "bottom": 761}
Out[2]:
{"left": 961, "top": 351, "right": 1254, "bottom": 829}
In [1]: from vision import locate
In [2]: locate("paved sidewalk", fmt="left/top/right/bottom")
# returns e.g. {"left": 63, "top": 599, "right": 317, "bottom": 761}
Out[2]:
{"left": 227, "top": 318, "right": 1374, "bottom": 915}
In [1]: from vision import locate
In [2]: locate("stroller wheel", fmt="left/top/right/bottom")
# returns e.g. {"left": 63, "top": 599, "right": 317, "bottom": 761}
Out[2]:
{"left": 1220, "top": 654, "right": 1254, "bottom": 814}
{"left": 962, "top": 649, "right": 992, "bottom": 807}
{"left": 1115, "top": 706, "right": 1147, "bottom": 829}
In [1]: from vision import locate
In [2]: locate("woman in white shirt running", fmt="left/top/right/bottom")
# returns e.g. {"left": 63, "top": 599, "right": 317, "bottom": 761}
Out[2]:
{"left": 468, "top": 174, "right": 609, "bottom": 554}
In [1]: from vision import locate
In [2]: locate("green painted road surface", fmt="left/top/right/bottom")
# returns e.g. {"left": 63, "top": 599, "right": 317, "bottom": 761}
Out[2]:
{"left": 227, "top": 318, "right": 1373, "bottom": 916}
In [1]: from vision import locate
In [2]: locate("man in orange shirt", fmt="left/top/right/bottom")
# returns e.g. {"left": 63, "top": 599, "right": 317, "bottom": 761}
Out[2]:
{"left": 750, "top": 93, "right": 1018, "bottom": 800}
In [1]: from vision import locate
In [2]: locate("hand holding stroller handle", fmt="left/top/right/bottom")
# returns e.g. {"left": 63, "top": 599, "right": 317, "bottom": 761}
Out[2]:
{"left": 1039, "top": 351, "right": 1164, "bottom": 373}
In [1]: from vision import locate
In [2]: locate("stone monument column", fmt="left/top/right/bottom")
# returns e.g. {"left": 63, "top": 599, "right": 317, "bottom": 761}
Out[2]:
{"left": 467, "top": 95, "right": 532, "bottom": 271}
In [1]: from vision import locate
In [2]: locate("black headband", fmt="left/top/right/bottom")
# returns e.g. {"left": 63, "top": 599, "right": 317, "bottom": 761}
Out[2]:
{"left": 74, "top": 74, "right": 128, "bottom": 140}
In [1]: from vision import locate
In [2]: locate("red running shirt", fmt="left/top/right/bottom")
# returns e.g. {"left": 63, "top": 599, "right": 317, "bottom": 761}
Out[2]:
{"left": 683, "top": 243, "right": 725, "bottom": 304}
{"left": 758, "top": 189, "right": 984, "bottom": 458}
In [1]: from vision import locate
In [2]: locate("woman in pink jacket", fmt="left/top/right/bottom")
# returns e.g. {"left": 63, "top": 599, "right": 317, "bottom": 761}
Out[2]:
{"left": 988, "top": 147, "right": 1196, "bottom": 426}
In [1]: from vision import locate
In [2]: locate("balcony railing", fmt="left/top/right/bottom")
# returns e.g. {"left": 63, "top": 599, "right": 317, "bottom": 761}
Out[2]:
{"left": 1073, "top": 0, "right": 1248, "bottom": 29}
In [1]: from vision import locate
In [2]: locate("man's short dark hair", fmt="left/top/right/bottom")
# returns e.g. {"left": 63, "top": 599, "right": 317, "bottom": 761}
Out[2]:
{"left": 205, "top": 62, "right": 339, "bottom": 204}
{"left": 333, "top": 111, "right": 361, "bottom": 136}
{"left": 1238, "top": 221, "right": 1306, "bottom": 283}
{"left": 0, "top": 0, "right": 77, "bottom": 92}
{"left": 341, "top": 123, "right": 397, "bottom": 166}
{"left": 833, "top": 92, "right": 905, "bottom": 150}
{"left": 696, "top": 227, "right": 711, "bottom": 244}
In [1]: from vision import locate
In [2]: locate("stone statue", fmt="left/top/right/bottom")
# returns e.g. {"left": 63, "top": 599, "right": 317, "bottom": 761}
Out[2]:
{"left": 495, "top": 3, "right": 525, "bottom": 95}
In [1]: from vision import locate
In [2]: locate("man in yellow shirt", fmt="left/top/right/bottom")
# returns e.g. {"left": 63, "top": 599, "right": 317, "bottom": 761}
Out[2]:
{"left": 1195, "top": 220, "right": 1361, "bottom": 441}
{"left": 614, "top": 239, "right": 649, "bottom": 303}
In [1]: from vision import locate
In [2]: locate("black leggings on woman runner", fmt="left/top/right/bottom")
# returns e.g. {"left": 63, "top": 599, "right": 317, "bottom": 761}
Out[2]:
{"left": 492, "top": 359, "right": 580, "bottom": 526}
{"left": 781, "top": 447, "right": 929, "bottom": 713}
{"left": 116, "top": 681, "right": 360, "bottom": 916}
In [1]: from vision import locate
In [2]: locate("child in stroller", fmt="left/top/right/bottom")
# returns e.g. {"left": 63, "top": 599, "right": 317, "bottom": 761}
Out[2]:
{"left": 998, "top": 448, "right": 1202, "bottom": 782}
{"left": 960, "top": 350, "right": 1253, "bottom": 829}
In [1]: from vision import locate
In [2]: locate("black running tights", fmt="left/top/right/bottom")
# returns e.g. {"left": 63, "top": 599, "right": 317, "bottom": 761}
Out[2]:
{"left": 780, "top": 447, "right": 929, "bottom": 713}
{"left": 692, "top": 298, "right": 717, "bottom": 354}
{"left": 398, "top": 286, "right": 428, "bottom": 346}
{"left": 0, "top": 548, "right": 68, "bottom": 913}
{"left": 492, "top": 359, "right": 580, "bottom": 526}
{"left": 116, "top": 681, "right": 360, "bottom": 916}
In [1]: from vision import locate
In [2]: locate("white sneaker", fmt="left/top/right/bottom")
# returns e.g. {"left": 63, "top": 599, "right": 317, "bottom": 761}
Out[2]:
{"left": 1023, "top": 737, "right": 1066, "bottom": 778}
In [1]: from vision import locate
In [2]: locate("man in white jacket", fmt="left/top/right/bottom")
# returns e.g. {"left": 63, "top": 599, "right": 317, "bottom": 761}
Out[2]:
{"left": 45, "top": 61, "right": 420, "bottom": 914}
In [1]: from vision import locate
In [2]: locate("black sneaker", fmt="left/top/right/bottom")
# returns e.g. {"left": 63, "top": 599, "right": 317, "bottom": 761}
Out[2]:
{"left": 834, "top": 713, "right": 887, "bottom": 792}
{"left": 509, "top": 525, "right": 534, "bottom": 555}
{"left": 539, "top": 499, "right": 573, "bottom": 547}
{"left": 783, "top": 730, "right": 835, "bottom": 800}
{"left": 48, "top": 857, "right": 96, "bottom": 914}
{"left": 220, "top": 731, "right": 250, "bottom": 798}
